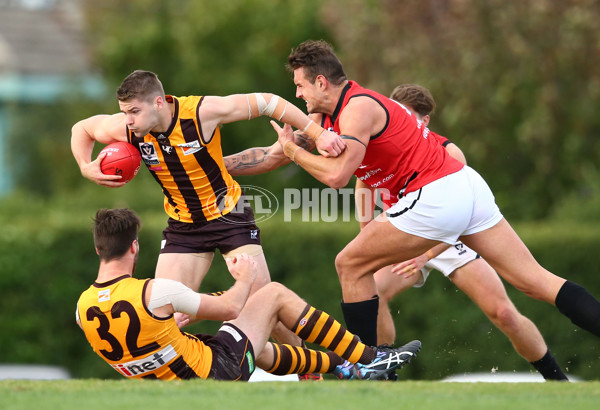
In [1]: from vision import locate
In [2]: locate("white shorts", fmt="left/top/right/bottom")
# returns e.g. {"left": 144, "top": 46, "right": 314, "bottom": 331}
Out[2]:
{"left": 386, "top": 166, "right": 503, "bottom": 244}
{"left": 413, "top": 241, "right": 479, "bottom": 287}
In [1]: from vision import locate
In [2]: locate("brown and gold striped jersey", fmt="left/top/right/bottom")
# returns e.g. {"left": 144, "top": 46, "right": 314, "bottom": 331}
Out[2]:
{"left": 127, "top": 95, "right": 241, "bottom": 223}
{"left": 77, "top": 275, "right": 213, "bottom": 380}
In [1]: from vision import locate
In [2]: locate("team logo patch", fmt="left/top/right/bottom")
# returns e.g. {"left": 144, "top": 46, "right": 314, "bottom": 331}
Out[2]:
{"left": 299, "top": 318, "right": 308, "bottom": 327}
{"left": 178, "top": 141, "right": 204, "bottom": 155}
{"left": 139, "top": 142, "right": 160, "bottom": 165}
{"left": 98, "top": 289, "right": 110, "bottom": 302}
{"left": 250, "top": 229, "right": 258, "bottom": 240}
{"left": 454, "top": 243, "right": 467, "bottom": 255}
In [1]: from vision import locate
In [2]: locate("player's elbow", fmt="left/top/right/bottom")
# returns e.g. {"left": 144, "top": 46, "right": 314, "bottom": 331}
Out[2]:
{"left": 71, "top": 121, "right": 84, "bottom": 139}
{"left": 221, "top": 296, "right": 246, "bottom": 321}
{"left": 325, "top": 172, "right": 352, "bottom": 190}
{"left": 219, "top": 302, "right": 244, "bottom": 321}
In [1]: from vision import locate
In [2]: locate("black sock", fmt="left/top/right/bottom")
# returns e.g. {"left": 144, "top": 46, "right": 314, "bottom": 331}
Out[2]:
{"left": 530, "top": 350, "right": 568, "bottom": 381}
{"left": 340, "top": 296, "right": 379, "bottom": 346}
{"left": 555, "top": 280, "right": 600, "bottom": 337}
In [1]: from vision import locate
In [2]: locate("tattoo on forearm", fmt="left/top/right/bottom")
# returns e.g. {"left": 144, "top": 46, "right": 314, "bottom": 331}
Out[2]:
{"left": 294, "top": 133, "right": 316, "bottom": 151}
{"left": 225, "top": 148, "right": 269, "bottom": 170}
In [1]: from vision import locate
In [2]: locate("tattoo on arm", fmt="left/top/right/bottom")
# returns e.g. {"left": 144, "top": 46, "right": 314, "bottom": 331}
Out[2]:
{"left": 294, "top": 132, "right": 316, "bottom": 151}
{"left": 224, "top": 148, "right": 270, "bottom": 170}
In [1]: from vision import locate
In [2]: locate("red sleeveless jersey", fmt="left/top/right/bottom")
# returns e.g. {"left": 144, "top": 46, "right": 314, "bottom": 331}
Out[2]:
{"left": 321, "top": 81, "right": 463, "bottom": 207}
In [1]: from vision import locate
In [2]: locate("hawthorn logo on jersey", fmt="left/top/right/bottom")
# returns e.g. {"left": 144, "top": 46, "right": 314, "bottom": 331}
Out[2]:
{"left": 161, "top": 145, "right": 174, "bottom": 155}
{"left": 98, "top": 289, "right": 110, "bottom": 302}
{"left": 178, "top": 141, "right": 204, "bottom": 156}
{"left": 139, "top": 142, "right": 160, "bottom": 165}
{"left": 111, "top": 345, "right": 177, "bottom": 377}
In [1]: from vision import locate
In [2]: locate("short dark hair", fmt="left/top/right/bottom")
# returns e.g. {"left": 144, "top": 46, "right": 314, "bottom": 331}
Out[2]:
{"left": 390, "top": 84, "right": 436, "bottom": 117}
{"left": 93, "top": 208, "right": 141, "bottom": 262}
{"left": 287, "top": 40, "right": 347, "bottom": 86}
{"left": 116, "top": 70, "right": 165, "bottom": 102}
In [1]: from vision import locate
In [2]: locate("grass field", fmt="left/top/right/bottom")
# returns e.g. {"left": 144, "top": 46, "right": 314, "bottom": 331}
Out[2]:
{"left": 2, "top": 380, "right": 600, "bottom": 410}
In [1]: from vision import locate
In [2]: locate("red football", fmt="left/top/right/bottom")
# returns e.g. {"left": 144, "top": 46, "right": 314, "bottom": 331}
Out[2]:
{"left": 99, "top": 142, "right": 142, "bottom": 183}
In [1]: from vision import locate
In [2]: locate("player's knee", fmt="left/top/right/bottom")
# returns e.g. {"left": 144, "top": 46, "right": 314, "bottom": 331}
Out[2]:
{"left": 262, "top": 282, "right": 288, "bottom": 300}
{"left": 379, "top": 288, "right": 398, "bottom": 304}
{"left": 268, "top": 281, "right": 301, "bottom": 308}
{"left": 490, "top": 303, "right": 521, "bottom": 332}
{"left": 335, "top": 251, "right": 348, "bottom": 281}
{"left": 376, "top": 281, "right": 395, "bottom": 302}
{"left": 251, "top": 282, "right": 280, "bottom": 302}
{"left": 335, "top": 248, "right": 357, "bottom": 280}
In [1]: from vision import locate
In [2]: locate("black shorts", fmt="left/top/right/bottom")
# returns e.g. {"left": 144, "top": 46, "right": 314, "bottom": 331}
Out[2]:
{"left": 160, "top": 202, "right": 261, "bottom": 254}
{"left": 196, "top": 323, "right": 255, "bottom": 381}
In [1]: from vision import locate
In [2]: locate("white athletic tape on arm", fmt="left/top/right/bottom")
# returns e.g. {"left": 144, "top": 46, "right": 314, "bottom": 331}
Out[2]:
{"left": 148, "top": 278, "right": 202, "bottom": 316}
{"left": 253, "top": 93, "right": 277, "bottom": 117}
{"left": 264, "top": 95, "right": 280, "bottom": 117}
{"left": 246, "top": 95, "right": 252, "bottom": 120}
{"left": 251, "top": 93, "right": 289, "bottom": 120}
{"left": 277, "top": 101, "right": 287, "bottom": 121}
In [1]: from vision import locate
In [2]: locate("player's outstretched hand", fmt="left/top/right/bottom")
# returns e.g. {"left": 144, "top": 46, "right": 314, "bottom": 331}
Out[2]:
{"left": 391, "top": 253, "right": 429, "bottom": 279}
{"left": 225, "top": 253, "right": 258, "bottom": 285}
{"left": 315, "top": 129, "right": 346, "bottom": 158}
{"left": 82, "top": 152, "right": 127, "bottom": 188}
{"left": 271, "top": 121, "right": 295, "bottom": 150}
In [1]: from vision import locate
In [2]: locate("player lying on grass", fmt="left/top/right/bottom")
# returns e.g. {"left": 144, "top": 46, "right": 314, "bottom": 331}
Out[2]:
{"left": 76, "top": 208, "right": 421, "bottom": 381}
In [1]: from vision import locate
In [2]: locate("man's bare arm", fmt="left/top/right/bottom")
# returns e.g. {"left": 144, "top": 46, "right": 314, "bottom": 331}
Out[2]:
{"left": 71, "top": 113, "right": 129, "bottom": 187}
{"left": 224, "top": 131, "right": 316, "bottom": 176}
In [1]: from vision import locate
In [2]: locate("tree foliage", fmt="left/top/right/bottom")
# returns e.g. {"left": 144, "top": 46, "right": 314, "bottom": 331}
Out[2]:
{"left": 322, "top": 0, "right": 600, "bottom": 219}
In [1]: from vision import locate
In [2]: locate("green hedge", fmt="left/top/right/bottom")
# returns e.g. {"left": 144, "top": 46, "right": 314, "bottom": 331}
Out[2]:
{"left": 2, "top": 208, "right": 599, "bottom": 380}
